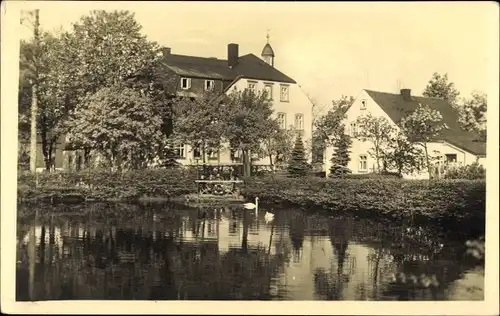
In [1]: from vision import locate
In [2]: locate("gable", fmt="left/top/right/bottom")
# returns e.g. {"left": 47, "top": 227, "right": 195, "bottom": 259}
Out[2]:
{"left": 344, "top": 90, "right": 398, "bottom": 128}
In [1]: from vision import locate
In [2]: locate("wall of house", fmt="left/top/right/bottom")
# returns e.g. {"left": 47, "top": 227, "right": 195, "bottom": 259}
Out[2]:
{"left": 173, "top": 78, "right": 314, "bottom": 167}
{"left": 229, "top": 78, "right": 314, "bottom": 164}
{"left": 324, "top": 90, "right": 399, "bottom": 175}
{"left": 323, "top": 90, "right": 482, "bottom": 178}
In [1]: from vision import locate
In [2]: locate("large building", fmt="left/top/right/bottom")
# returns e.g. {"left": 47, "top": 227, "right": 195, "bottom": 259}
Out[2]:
{"left": 324, "top": 88, "right": 487, "bottom": 179}
{"left": 160, "top": 37, "right": 314, "bottom": 166}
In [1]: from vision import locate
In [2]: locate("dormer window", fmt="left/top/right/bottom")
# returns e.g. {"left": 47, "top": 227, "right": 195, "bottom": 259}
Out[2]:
{"left": 181, "top": 78, "right": 191, "bottom": 90}
{"left": 361, "top": 100, "right": 367, "bottom": 110}
{"left": 205, "top": 80, "right": 214, "bottom": 91}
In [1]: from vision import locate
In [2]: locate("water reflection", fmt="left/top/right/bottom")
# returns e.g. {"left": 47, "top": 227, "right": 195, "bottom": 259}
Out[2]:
{"left": 16, "top": 203, "right": 484, "bottom": 301}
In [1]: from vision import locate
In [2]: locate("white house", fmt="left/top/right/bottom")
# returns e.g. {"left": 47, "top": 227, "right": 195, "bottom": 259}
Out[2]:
{"left": 324, "top": 89, "right": 487, "bottom": 179}
{"left": 161, "top": 38, "right": 314, "bottom": 167}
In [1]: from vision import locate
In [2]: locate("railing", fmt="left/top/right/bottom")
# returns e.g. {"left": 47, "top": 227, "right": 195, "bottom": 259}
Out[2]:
{"left": 194, "top": 179, "right": 244, "bottom": 197}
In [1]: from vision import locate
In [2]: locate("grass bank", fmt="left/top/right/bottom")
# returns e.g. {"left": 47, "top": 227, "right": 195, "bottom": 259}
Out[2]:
{"left": 241, "top": 176, "right": 485, "bottom": 233}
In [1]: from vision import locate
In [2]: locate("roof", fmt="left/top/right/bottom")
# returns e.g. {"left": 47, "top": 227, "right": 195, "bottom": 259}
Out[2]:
{"left": 162, "top": 53, "right": 296, "bottom": 84}
{"left": 364, "top": 89, "right": 486, "bottom": 156}
{"left": 261, "top": 43, "right": 275, "bottom": 57}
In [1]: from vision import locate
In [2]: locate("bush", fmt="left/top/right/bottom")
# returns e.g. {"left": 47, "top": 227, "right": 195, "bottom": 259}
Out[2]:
{"left": 17, "top": 168, "right": 198, "bottom": 202}
{"left": 241, "top": 176, "right": 485, "bottom": 228}
{"left": 444, "top": 162, "right": 486, "bottom": 180}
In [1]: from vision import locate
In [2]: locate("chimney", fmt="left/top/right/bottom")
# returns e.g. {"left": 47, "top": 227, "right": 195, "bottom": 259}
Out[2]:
{"left": 400, "top": 89, "right": 411, "bottom": 101}
{"left": 161, "top": 47, "right": 171, "bottom": 57}
{"left": 227, "top": 43, "right": 239, "bottom": 68}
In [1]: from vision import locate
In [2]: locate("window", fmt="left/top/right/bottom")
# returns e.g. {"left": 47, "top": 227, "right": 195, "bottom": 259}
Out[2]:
{"left": 173, "top": 144, "right": 186, "bottom": 159}
{"left": 350, "top": 122, "right": 358, "bottom": 137}
{"left": 277, "top": 113, "right": 286, "bottom": 130}
{"left": 207, "top": 149, "right": 218, "bottom": 160}
{"left": 193, "top": 145, "right": 202, "bottom": 159}
{"left": 205, "top": 80, "right": 215, "bottom": 91}
{"left": 264, "top": 84, "right": 273, "bottom": 100}
{"left": 295, "top": 113, "right": 304, "bottom": 130}
{"left": 247, "top": 81, "right": 257, "bottom": 93}
{"left": 445, "top": 154, "right": 457, "bottom": 163}
{"left": 280, "top": 85, "right": 289, "bottom": 102}
{"left": 360, "top": 100, "right": 367, "bottom": 110}
{"left": 359, "top": 155, "right": 368, "bottom": 171}
{"left": 180, "top": 78, "right": 191, "bottom": 90}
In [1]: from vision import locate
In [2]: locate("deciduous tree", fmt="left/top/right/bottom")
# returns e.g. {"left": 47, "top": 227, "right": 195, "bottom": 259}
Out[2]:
{"left": 66, "top": 84, "right": 164, "bottom": 170}
{"left": 400, "top": 104, "right": 446, "bottom": 177}
{"left": 385, "top": 132, "right": 425, "bottom": 177}
{"left": 172, "top": 92, "right": 227, "bottom": 163}
{"left": 422, "top": 72, "right": 460, "bottom": 105}
{"left": 221, "top": 89, "right": 276, "bottom": 177}
{"left": 458, "top": 91, "right": 487, "bottom": 140}
{"left": 356, "top": 114, "right": 397, "bottom": 173}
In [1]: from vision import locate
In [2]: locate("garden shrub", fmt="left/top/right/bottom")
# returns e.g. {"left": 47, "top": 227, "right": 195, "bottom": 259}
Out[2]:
{"left": 444, "top": 162, "right": 486, "bottom": 180}
{"left": 18, "top": 168, "right": 198, "bottom": 202}
{"left": 241, "top": 176, "right": 485, "bottom": 226}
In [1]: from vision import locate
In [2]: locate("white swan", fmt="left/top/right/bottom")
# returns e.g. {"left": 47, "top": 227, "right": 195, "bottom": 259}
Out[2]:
{"left": 243, "top": 197, "right": 259, "bottom": 210}
{"left": 264, "top": 211, "right": 275, "bottom": 221}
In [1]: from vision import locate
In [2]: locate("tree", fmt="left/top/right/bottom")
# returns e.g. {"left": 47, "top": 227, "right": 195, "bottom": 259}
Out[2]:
{"left": 356, "top": 114, "right": 397, "bottom": 173}
{"left": 221, "top": 89, "right": 277, "bottom": 177}
{"left": 262, "top": 126, "right": 296, "bottom": 171}
{"left": 66, "top": 84, "right": 164, "bottom": 170}
{"left": 287, "top": 134, "right": 309, "bottom": 177}
{"left": 19, "top": 32, "right": 73, "bottom": 171}
{"left": 458, "top": 91, "right": 487, "bottom": 139}
{"left": 329, "top": 133, "right": 352, "bottom": 178}
{"left": 172, "top": 92, "right": 227, "bottom": 163}
{"left": 422, "top": 72, "right": 460, "bottom": 104}
{"left": 385, "top": 132, "right": 425, "bottom": 177}
{"left": 400, "top": 104, "right": 446, "bottom": 177}
{"left": 61, "top": 10, "right": 164, "bottom": 165}
{"left": 313, "top": 95, "right": 354, "bottom": 161}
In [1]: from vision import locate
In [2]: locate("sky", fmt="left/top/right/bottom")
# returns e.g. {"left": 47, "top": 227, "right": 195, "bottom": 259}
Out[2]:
{"left": 15, "top": 1, "right": 499, "bottom": 114}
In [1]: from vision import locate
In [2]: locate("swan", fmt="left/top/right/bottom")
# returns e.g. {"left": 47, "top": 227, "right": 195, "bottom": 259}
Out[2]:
{"left": 243, "top": 197, "right": 259, "bottom": 210}
{"left": 264, "top": 211, "right": 274, "bottom": 221}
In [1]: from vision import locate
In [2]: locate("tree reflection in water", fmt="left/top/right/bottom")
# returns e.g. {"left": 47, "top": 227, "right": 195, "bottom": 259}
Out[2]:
{"left": 15, "top": 203, "right": 484, "bottom": 301}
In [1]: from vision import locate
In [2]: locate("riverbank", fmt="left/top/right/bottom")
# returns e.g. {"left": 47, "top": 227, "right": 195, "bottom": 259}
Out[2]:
{"left": 17, "top": 170, "right": 485, "bottom": 231}
{"left": 242, "top": 176, "right": 485, "bottom": 234}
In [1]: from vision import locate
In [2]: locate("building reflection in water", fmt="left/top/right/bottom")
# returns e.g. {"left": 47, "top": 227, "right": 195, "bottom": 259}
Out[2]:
{"left": 16, "top": 203, "right": 484, "bottom": 301}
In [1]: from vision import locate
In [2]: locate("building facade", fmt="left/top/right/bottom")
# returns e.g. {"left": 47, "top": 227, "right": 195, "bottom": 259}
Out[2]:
{"left": 324, "top": 89, "right": 486, "bottom": 179}
{"left": 161, "top": 39, "right": 314, "bottom": 167}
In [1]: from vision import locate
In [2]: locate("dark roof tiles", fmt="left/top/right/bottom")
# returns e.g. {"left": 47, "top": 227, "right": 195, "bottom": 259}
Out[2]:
{"left": 162, "top": 53, "right": 296, "bottom": 84}
{"left": 364, "top": 89, "right": 486, "bottom": 156}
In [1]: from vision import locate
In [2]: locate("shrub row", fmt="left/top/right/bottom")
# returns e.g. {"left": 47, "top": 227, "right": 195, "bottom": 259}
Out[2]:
{"left": 18, "top": 169, "right": 198, "bottom": 202}
{"left": 241, "top": 176, "right": 486, "bottom": 228}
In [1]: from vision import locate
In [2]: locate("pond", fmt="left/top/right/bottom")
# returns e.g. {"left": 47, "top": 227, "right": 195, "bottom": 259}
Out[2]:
{"left": 15, "top": 202, "right": 484, "bottom": 301}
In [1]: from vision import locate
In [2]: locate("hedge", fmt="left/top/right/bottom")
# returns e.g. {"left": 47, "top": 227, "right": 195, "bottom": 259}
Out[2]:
{"left": 240, "top": 176, "right": 485, "bottom": 231}
{"left": 18, "top": 168, "right": 198, "bottom": 202}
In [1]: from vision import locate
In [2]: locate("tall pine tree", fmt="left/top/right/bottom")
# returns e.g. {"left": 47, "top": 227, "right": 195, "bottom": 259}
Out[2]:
{"left": 329, "top": 134, "right": 352, "bottom": 178}
{"left": 287, "top": 134, "right": 309, "bottom": 178}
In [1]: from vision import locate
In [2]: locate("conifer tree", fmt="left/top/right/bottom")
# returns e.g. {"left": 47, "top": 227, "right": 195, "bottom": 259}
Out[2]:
{"left": 287, "top": 134, "right": 309, "bottom": 177}
{"left": 329, "top": 133, "right": 352, "bottom": 178}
